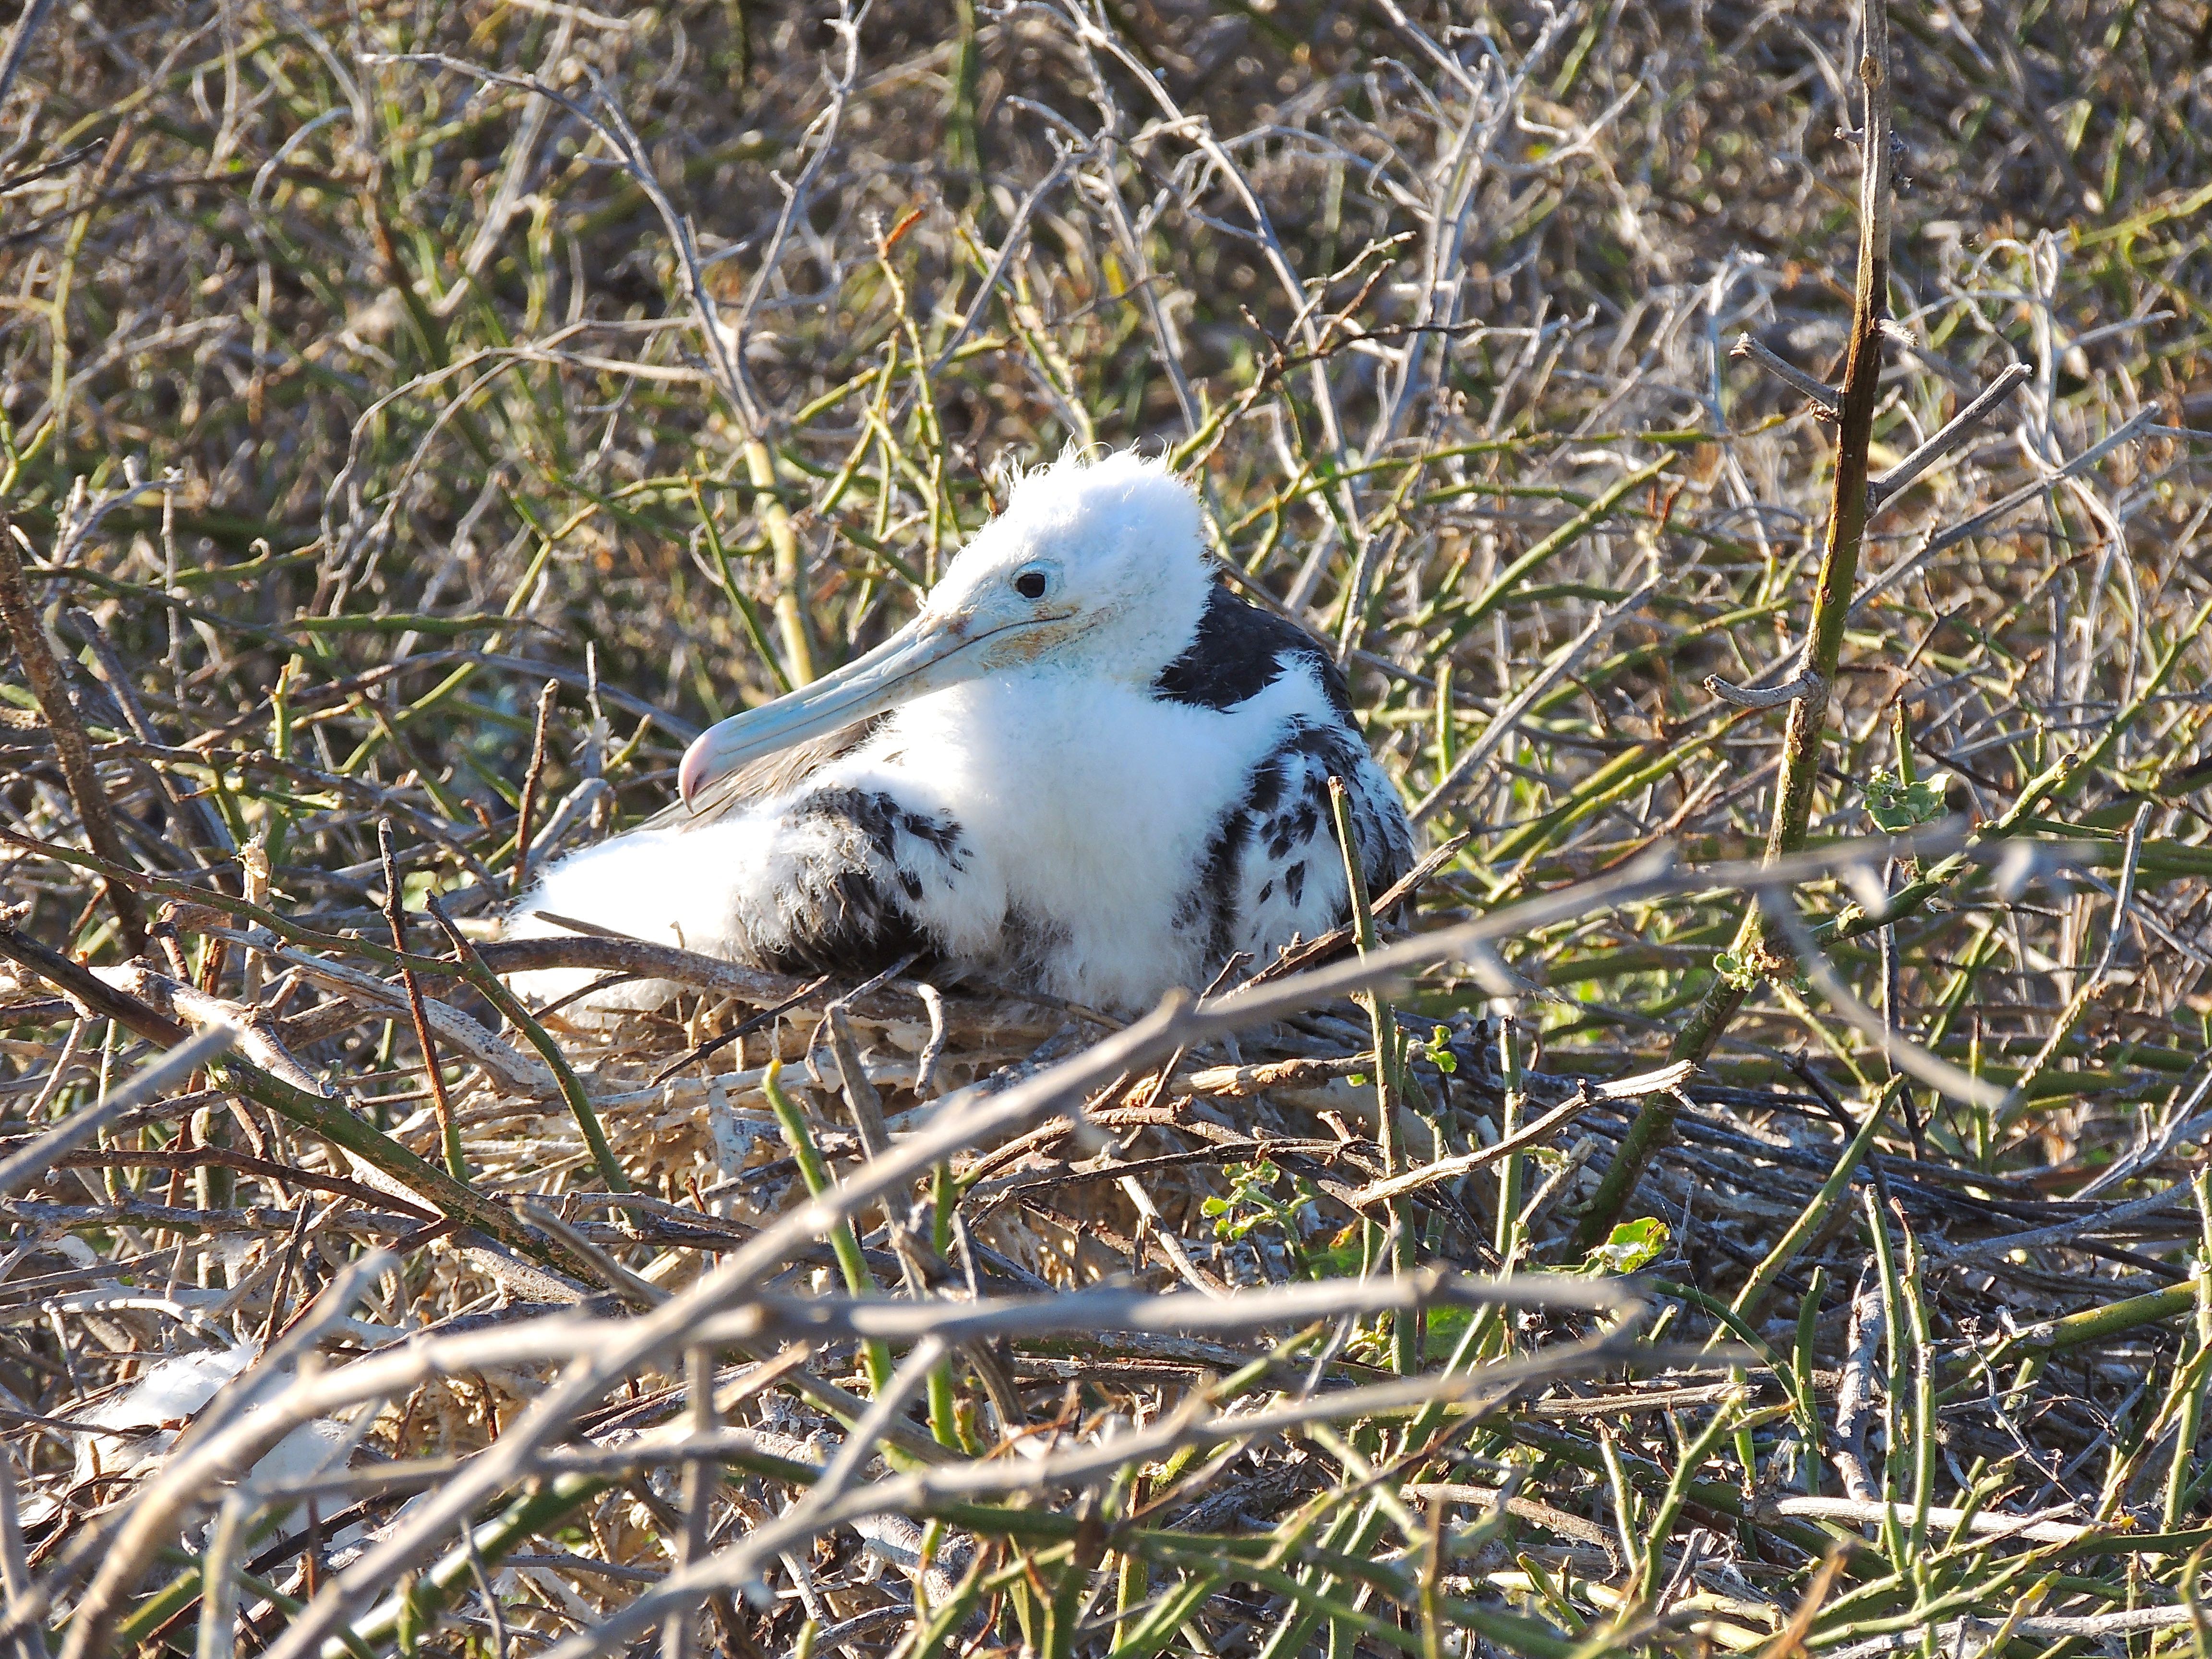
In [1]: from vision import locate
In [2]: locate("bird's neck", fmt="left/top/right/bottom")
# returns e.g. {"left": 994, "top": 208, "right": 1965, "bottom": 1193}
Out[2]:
{"left": 1067, "top": 570, "right": 1217, "bottom": 688}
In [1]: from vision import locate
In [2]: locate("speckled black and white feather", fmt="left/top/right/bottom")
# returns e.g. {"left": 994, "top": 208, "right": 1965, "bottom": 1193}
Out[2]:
{"left": 1154, "top": 586, "right": 1414, "bottom": 968}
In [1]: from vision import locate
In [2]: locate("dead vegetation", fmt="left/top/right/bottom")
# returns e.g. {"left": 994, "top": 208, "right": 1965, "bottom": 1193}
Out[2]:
{"left": 1, "top": 0, "right": 2211, "bottom": 1655}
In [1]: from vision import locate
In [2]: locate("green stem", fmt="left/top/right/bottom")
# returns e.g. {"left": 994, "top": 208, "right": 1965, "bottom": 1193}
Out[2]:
{"left": 764, "top": 1059, "right": 894, "bottom": 1392}
{"left": 424, "top": 896, "right": 630, "bottom": 1199}
{"left": 1329, "top": 777, "right": 1416, "bottom": 1376}
{"left": 1729, "top": 1079, "right": 1895, "bottom": 1326}
{"left": 1494, "top": 1014, "right": 1527, "bottom": 1266}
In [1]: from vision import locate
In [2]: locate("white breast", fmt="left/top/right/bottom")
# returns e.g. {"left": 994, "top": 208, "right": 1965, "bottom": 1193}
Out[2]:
{"left": 817, "top": 665, "right": 1316, "bottom": 1008}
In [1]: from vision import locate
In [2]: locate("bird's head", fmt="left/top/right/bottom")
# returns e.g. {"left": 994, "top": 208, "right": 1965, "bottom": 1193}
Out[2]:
{"left": 679, "top": 449, "right": 1212, "bottom": 806}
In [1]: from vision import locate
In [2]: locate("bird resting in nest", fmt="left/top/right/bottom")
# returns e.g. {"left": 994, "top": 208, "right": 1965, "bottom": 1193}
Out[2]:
{"left": 505, "top": 450, "right": 1416, "bottom": 1014}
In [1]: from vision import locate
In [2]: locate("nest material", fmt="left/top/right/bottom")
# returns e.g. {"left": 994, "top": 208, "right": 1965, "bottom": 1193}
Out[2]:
{"left": 0, "top": 0, "right": 2209, "bottom": 1649}
{"left": 5, "top": 834, "right": 2212, "bottom": 1657}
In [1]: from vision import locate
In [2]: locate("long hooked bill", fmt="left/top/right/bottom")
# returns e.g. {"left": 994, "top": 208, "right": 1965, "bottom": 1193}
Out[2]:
{"left": 679, "top": 612, "right": 988, "bottom": 807}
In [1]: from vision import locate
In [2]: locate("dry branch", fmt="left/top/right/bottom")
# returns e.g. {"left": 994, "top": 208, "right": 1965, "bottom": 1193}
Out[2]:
{"left": 0, "top": 524, "right": 144, "bottom": 953}
{"left": 1574, "top": 0, "right": 1899, "bottom": 1251}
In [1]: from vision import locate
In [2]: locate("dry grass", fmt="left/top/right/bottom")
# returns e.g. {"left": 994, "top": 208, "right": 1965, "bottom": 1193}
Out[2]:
{"left": 2, "top": 0, "right": 2211, "bottom": 1655}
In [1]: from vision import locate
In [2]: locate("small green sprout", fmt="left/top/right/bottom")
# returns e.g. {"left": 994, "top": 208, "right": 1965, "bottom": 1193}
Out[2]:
{"left": 1713, "top": 949, "right": 1759, "bottom": 990}
{"left": 1863, "top": 768, "right": 1950, "bottom": 833}
{"left": 1417, "top": 1024, "right": 1459, "bottom": 1074}
{"left": 1202, "top": 1161, "right": 1338, "bottom": 1276}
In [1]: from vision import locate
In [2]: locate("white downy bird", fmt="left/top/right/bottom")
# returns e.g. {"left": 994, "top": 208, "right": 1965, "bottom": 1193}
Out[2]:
{"left": 507, "top": 450, "right": 1414, "bottom": 1012}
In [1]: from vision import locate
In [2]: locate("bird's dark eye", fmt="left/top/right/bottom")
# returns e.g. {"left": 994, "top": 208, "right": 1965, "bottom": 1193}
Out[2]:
{"left": 1014, "top": 570, "right": 1048, "bottom": 601}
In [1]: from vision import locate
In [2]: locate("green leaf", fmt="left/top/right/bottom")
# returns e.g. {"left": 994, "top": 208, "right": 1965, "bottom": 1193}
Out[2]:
{"left": 1580, "top": 1215, "right": 1670, "bottom": 1275}
{"left": 1863, "top": 768, "right": 1949, "bottom": 833}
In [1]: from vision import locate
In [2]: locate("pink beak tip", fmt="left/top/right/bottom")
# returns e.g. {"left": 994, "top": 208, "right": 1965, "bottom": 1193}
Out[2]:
{"left": 677, "top": 745, "right": 708, "bottom": 809}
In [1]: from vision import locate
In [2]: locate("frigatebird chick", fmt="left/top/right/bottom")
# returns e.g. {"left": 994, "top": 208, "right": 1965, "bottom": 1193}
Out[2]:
{"left": 507, "top": 450, "right": 1414, "bottom": 1013}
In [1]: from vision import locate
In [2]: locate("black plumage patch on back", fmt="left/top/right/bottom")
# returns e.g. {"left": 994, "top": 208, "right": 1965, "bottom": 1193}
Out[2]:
{"left": 1153, "top": 585, "right": 1353, "bottom": 719}
{"left": 1155, "top": 588, "right": 1415, "bottom": 985}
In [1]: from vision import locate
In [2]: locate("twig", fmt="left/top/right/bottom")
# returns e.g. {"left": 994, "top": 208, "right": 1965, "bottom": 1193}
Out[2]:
{"left": 1081, "top": 142, "right": 1200, "bottom": 435}
{"left": 254, "top": 938, "right": 558, "bottom": 1098}
{"left": 1849, "top": 408, "right": 2159, "bottom": 617}
{"left": 1731, "top": 333, "right": 1841, "bottom": 418}
{"left": 1825, "top": 1606, "right": 2212, "bottom": 1659}
{"left": 721, "top": 4, "right": 866, "bottom": 429}
{"left": 929, "top": 143, "right": 1085, "bottom": 374}
{"left": 1866, "top": 361, "right": 2033, "bottom": 504}
{"left": 0, "top": 521, "right": 145, "bottom": 953}
{"left": 910, "top": 980, "right": 949, "bottom": 1098}
{"left": 1832, "top": 1266, "right": 1883, "bottom": 1502}
{"left": 644, "top": 973, "right": 833, "bottom": 1086}
{"left": 60, "top": 607, "right": 231, "bottom": 860}
{"left": 0, "top": 1444, "right": 49, "bottom": 1659}
{"left": 660, "top": 1344, "right": 715, "bottom": 1659}
{"left": 1705, "top": 668, "right": 1824, "bottom": 709}
{"left": 1413, "top": 574, "right": 1660, "bottom": 824}
{"left": 423, "top": 894, "right": 633, "bottom": 1200}
{"left": 95, "top": 962, "right": 330, "bottom": 1098}
{"left": 1329, "top": 775, "right": 1416, "bottom": 1372}
{"left": 510, "top": 678, "right": 559, "bottom": 899}
{"left": 0, "top": 1023, "right": 237, "bottom": 1198}
{"left": 1118, "top": 1172, "right": 1227, "bottom": 1298}
{"left": 0, "top": 0, "right": 56, "bottom": 117}
{"left": 1759, "top": 1496, "right": 2092, "bottom": 1546}
{"left": 0, "top": 1199, "right": 427, "bottom": 1238}
{"left": 1755, "top": 885, "right": 2004, "bottom": 1108}
{"left": 1979, "top": 800, "right": 2152, "bottom": 1131}
{"left": 1574, "top": 0, "right": 1897, "bottom": 1251}
{"left": 1933, "top": 1181, "right": 2195, "bottom": 1265}
{"left": 1349, "top": 1063, "right": 1695, "bottom": 1208}
{"left": 380, "top": 820, "right": 464, "bottom": 1181}
{"left": 514, "top": 1199, "right": 661, "bottom": 1310}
